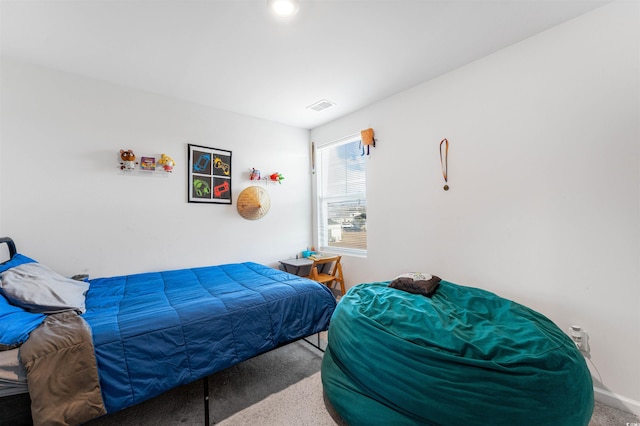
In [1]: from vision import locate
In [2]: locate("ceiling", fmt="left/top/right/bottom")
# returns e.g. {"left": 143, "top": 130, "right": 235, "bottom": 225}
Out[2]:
{"left": 1, "top": 0, "right": 610, "bottom": 130}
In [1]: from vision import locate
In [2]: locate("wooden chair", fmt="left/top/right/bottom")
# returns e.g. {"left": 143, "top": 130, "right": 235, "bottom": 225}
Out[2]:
{"left": 306, "top": 255, "right": 345, "bottom": 297}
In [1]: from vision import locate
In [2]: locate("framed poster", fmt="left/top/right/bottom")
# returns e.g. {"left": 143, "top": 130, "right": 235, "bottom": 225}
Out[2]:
{"left": 187, "top": 144, "right": 232, "bottom": 204}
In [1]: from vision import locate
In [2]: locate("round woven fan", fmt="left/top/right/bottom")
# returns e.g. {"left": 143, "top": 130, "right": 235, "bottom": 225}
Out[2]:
{"left": 237, "top": 186, "right": 271, "bottom": 220}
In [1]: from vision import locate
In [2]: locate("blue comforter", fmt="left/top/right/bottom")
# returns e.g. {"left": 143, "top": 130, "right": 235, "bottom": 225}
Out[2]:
{"left": 82, "top": 262, "right": 336, "bottom": 413}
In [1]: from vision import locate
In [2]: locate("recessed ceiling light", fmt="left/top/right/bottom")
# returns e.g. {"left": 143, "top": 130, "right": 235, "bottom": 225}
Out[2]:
{"left": 267, "top": 0, "right": 300, "bottom": 18}
{"left": 307, "top": 99, "right": 335, "bottom": 112}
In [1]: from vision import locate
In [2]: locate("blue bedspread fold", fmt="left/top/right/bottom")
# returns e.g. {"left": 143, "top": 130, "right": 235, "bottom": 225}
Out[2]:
{"left": 82, "top": 262, "right": 335, "bottom": 413}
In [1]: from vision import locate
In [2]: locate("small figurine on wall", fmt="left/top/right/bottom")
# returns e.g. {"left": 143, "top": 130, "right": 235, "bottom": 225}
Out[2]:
{"left": 269, "top": 172, "right": 285, "bottom": 184}
{"left": 157, "top": 153, "right": 176, "bottom": 172}
{"left": 120, "top": 149, "right": 138, "bottom": 170}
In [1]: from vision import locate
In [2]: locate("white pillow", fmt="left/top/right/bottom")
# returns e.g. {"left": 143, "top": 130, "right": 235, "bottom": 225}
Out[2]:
{"left": 0, "top": 263, "right": 89, "bottom": 314}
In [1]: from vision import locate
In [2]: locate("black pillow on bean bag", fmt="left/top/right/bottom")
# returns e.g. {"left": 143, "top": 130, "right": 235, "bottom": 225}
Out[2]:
{"left": 389, "top": 272, "right": 441, "bottom": 297}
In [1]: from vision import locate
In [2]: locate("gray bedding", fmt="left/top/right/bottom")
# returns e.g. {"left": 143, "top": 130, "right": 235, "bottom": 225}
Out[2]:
{"left": 19, "top": 311, "right": 106, "bottom": 425}
{"left": 0, "top": 348, "right": 27, "bottom": 397}
{"left": 1, "top": 263, "right": 89, "bottom": 314}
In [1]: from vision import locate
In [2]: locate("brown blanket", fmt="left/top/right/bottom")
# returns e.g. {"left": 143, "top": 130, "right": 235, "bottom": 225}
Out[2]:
{"left": 19, "top": 311, "right": 106, "bottom": 426}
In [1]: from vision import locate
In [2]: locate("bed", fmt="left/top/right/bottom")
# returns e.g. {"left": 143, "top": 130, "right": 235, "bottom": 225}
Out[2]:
{"left": 322, "top": 278, "right": 594, "bottom": 426}
{"left": 0, "top": 237, "right": 336, "bottom": 425}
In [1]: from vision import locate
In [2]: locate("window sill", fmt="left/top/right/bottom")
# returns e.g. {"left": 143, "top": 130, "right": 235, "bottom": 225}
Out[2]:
{"left": 318, "top": 247, "right": 367, "bottom": 259}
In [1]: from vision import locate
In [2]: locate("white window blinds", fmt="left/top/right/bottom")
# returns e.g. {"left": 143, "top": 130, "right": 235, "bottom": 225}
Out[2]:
{"left": 316, "top": 137, "right": 367, "bottom": 254}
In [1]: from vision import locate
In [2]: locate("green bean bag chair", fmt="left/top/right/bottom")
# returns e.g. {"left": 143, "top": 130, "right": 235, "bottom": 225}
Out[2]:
{"left": 321, "top": 281, "right": 593, "bottom": 426}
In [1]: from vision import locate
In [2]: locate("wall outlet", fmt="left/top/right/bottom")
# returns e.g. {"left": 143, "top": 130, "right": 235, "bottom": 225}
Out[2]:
{"left": 569, "top": 325, "right": 590, "bottom": 355}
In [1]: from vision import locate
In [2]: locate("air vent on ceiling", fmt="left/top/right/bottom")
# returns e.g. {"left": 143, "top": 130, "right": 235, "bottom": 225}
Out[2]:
{"left": 307, "top": 99, "right": 335, "bottom": 112}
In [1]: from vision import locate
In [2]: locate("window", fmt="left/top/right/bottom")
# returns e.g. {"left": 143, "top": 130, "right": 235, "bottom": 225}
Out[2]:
{"left": 315, "top": 136, "right": 367, "bottom": 255}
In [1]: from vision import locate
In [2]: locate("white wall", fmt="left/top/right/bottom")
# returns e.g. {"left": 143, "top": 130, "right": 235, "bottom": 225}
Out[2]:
{"left": 0, "top": 58, "right": 312, "bottom": 278}
{"left": 312, "top": 0, "right": 640, "bottom": 414}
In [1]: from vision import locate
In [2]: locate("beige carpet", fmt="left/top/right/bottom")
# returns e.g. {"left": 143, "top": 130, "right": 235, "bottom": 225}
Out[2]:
{"left": 589, "top": 400, "right": 640, "bottom": 426}
{"left": 217, "top": 370, "right": 638, "bottom": 426}
{"left": 217, "top": 372, "right": 339, "bottom": 426}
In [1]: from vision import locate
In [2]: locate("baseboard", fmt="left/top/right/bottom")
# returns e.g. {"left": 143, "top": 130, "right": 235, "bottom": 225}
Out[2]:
{"left": 594, "top": 386, "right": 640, "bottom": 418}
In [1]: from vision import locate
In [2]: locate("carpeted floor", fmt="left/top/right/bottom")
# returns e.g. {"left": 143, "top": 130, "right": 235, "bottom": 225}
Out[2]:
{"left": 83, "top": 338, "right": 638, "bottom": 426}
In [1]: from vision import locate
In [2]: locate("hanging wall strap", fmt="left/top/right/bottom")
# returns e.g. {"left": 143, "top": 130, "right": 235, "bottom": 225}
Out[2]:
{"left": 439, "top": 138, "right": 449, "bottom": 191}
